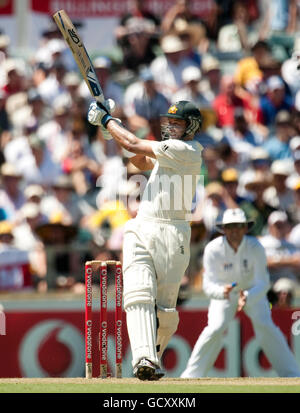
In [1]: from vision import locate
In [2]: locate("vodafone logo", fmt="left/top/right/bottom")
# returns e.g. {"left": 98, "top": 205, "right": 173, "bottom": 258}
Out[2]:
{"left": 19, "top": 320, "right": 84, "bottom": 377}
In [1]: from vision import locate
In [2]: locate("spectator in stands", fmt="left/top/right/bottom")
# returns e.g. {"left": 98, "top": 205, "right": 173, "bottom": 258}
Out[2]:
{"left": 271, "top": 277, "right": 297, "bottom": 308}
{"left": 240, "top": 170, "right": 276, "bottom": 235}
{"left": 1, "top": 58, "right": 27, "bottom": 97}
{"left": 221, "top": 167, "right": 252, "bottom": 206}
{"left": 0, "top": 220, "right": 32, "bottom": 290}
{"left": 13, "top": 202, "right": 47, "bottom": 279}
{"left": 287, "top": 148, "right": 300, "bottom": 190}
{"left": 259, "top": 210, "right": 300, "bottom": 284}
{"left": 217, "top": 0, "right": 258, "bottom": 53}
{"left": 223, "top": 107, "right": 264, "bottom": 158}
{"left": 38, "top": 59, "right": 67, "bottom": 105}
{"left": 173, "top": 66, "right": 210, "bottom": 109}
{"left": 61, "top": 128, "right": 102, "bottom": 195}
{"left": 287, "top": 179, "right": 300, "bottom": 225}
{"left": 9, "top": 88, "right": 52, "bottom": 135}
{"left": 199, "top": 181, "right": 238, "bottom": 236}
{"left": 41, "top": 175, "right": 83, "bottom": 225}
{"left": 258, "top": 76, "right": 294, "bottom": 127}
{"left": 198, "top": 55, "right": 221, "bottom": 104}
{"left": 16, "top": 134, "right": 62, "bottom": 188}
{"left": 150, "top": 34, "right": 198, "bottom": 101}
{"left": 234, "top": 40, "right": 272, "bottom": 91}
{"left": 116, "top": 17, "right": 158, "bottom": 73}
{"left": 263, "top": 159, "right": 294, "bottom": 211}
{"left": 0, "top": 163, "right": 25, "bottom": 221}
{"left": 201, "top": 146, "right": 222, "bottom": 185}
{"left": 263, "top": 110, "right": 295, "bottom": 160}
{"left": 123, "top": 67, "right": 169, "bottom": 141}
{"left": 37, "top": 94, "right": 72, "bottom": 162}
{"left": 117, "top": 0, "right": 160, "bottom": 29}
{"left": 213, "top": 74, "right": 253, "bottom": 128}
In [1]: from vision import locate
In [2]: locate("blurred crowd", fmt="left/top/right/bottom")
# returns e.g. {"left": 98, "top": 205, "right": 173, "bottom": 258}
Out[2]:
{"left": 0, "top": 0, "right": 300, "bottom": 308}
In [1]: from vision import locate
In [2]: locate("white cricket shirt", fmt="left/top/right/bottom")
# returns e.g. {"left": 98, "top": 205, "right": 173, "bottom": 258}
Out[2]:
{"left": 203, "top": 235, "right": 270, "bottom": 307}
{"left": 137, "top": 139, "right": 203, "bottom": 221}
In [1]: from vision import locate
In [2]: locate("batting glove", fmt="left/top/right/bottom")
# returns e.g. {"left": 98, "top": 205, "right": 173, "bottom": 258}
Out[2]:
{"left": 88, "top": 99, "right": 116, "bottom": 128}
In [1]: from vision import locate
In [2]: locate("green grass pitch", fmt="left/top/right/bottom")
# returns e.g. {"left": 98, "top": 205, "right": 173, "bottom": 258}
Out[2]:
{"left": 0, "top": 378, "right": 300, "bottom": 393}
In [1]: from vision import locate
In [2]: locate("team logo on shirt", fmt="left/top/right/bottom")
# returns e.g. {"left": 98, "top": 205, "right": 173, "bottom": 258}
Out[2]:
{"left": 162, "top": 144, "right": 169, "bottom": 152}
{"left": 224, "top": 263, "right": 233, "bottom": 271}
{"left": 168, "top": 105, "right": 178, "bottom": 114}
{"left": 243, "top": 259, "right": 248, "bottom": 269}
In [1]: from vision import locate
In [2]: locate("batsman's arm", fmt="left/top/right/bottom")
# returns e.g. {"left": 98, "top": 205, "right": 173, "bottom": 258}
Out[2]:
{"left": 107, "top": 119, "right": 157, "bottom": 159}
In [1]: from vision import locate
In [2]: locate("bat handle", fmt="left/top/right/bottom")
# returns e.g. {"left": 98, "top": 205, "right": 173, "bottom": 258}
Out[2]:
{"left": 231, "top": 282, "right": 237, "bottom": 287}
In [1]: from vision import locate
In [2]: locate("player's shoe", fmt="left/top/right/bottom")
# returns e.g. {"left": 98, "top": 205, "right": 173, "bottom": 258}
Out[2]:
{"left": 148, "top": 366, "right": 165, "bottom": 381}
{"left": 133, "top": 358, "right": 158, "bottom": 381}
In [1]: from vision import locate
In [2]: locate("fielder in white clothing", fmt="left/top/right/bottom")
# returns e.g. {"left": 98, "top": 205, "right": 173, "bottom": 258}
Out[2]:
{"left": 181, "top": 208, "right": 300, "bottom": 378}
{"left": 88, "top": 99, "right": 203, "bottom": 380}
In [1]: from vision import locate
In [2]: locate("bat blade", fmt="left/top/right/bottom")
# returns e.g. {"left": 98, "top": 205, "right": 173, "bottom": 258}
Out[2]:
{"left": 53, "top": 9, "right": 105, "bottom": 103}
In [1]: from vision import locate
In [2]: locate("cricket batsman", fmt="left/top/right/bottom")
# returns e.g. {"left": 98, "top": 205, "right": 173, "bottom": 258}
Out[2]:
{"left": 88, "top": 99, "right": 203, "bottom": 380}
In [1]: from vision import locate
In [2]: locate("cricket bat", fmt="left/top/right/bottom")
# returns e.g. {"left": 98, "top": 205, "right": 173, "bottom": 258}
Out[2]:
{"left": 53, "top": 9, "right": 105, "bottom": 105}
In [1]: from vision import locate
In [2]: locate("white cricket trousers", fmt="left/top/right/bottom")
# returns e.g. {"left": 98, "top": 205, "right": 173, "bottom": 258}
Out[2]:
{"left": 181, "top": 296, "right": 300, "bottom": 377}
{"left": 122, "top": 217, "right": 191, "bottom": 368}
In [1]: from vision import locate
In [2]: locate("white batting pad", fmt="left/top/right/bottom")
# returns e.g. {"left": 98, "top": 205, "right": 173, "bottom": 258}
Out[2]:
{"left": 126, "top": 303, "right": 159, "bottom": 368}
{"left": 156, "top": 305, "right": 179, "bottom": 360}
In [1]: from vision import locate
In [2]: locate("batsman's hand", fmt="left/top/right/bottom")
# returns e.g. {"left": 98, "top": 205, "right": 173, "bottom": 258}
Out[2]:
{"left": 88, "top": 99, "right": 116, "bottom": 127}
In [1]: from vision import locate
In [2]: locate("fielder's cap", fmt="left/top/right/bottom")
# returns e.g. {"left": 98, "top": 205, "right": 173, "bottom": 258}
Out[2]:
{"left": 93, "top": 56, "right": 111, "bottom": 69}
{"left": 182, "top": 66, "right": 201, "bottom": 83}
{"left": 24, "top": 184, "right": 45, "bottom": 199}
{"left": 273, "top": 277, "right": 296, "bottom": 293}
{"left": 0, "top": 220, "right": 13, "bottom": 235}
{"left": 267, "top": 75, "right": 285, "bottom": 91}
{"left": 0, "top": 163, "right": 22, "bottom": 178}
{"left": 21, "top": 202, "right": 41, "bottom": 219}
{"left": 161, "top": 35, "right": 187, "bottom": 53}
{"left": 270, "top": 159, "right": 293, "bottom": 175}
{"left": 275, "top": 110, "right": 291, "bottom": 124}
{"left": 201, "top": 54, "right": 220, "bottom": 72}
{"left": 216, "top": 208, "right": 254, "bottom": 232}
{"left": 290, "top": 136, "right": 300, "bottom": 152}
{"left": 268, "top": 210, "right": 288, "bottom": 225}
{"left": 221, "top": 168, "right": 238, "bottom": 182}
